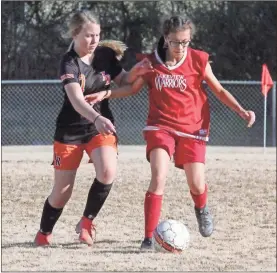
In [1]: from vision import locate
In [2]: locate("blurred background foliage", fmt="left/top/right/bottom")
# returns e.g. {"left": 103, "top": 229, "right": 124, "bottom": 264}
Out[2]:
{"left": 1, "top": 1, "right": 276, "bottom": 80}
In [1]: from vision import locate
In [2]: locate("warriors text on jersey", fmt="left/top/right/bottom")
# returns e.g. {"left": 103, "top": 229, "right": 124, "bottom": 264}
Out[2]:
{"left": 55, "top": 46, "right": 122, "bottom": 144}
{"left": 141, "top": 44, "right": 210, "bottom": 141}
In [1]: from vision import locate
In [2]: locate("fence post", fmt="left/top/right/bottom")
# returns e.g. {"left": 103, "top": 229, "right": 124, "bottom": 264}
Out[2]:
{"left": 272, "top": 81, "right": 276, "bottom": 147}
{"left": 263, "top": 93, "right": 267, "bottom": 152}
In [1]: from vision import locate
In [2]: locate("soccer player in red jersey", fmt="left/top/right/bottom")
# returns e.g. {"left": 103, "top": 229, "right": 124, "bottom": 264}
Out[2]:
{"left": 86, "top": 15, "right": 255, "bottom": 251}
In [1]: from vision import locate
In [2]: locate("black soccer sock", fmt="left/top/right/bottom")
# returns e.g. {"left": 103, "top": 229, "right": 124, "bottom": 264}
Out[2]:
{"left": 39, "top": 198, "right": 63, "bottom": 234}
{"left": 83, "top": 178, "right": 113, "bottom": 220}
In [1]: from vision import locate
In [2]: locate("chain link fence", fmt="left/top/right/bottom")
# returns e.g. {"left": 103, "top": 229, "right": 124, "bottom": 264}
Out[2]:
{"left": 2, "top": 80, "right": 276, "bottom": 147}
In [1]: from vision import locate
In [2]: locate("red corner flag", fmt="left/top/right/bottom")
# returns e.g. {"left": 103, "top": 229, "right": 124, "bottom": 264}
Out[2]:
{"left": 261, "top": 64, "right": 273, "bottom": 96}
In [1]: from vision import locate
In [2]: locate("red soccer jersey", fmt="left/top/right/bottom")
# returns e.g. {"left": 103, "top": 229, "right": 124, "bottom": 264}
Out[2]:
{"left": 140, "top": 47, "right": 210, "bottom": 141}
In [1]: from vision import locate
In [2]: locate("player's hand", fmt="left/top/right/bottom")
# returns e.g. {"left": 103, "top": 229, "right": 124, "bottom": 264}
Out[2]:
{"left": 239, "top": 110, "right": 256, "bottom": 128}
{"left": 94, "top": 115, "right": 116, "bottom": 135}
{"left": 130, "top": 58, "right": 154, "bottom": 77}
{"left": 85, "top": 90, "right": 110, "bottom": 105}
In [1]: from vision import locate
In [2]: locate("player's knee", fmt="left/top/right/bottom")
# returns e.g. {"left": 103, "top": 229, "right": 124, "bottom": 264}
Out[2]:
{"left": 96, "top": 168, "right": 116, "bottom": 184}
{"left": 188, "top": 177, "right": 206, "bottom": 195}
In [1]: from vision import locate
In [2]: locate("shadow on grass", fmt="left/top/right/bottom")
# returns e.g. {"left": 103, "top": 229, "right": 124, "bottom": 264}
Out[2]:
{"left": 2, "top": 239, "right": 142, "bottom": 251}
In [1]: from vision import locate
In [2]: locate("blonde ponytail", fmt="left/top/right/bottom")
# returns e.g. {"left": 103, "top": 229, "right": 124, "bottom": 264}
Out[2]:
{"left": 99, "top": 40, "right": 127, "bottom": 60}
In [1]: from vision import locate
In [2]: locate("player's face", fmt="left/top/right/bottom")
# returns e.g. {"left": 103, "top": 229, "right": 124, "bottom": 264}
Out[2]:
{"left": 165, "top": 29, "right": 191, "bottom": 57}
{"left": 74, "top": 22, "right": 101, "bottom": 55}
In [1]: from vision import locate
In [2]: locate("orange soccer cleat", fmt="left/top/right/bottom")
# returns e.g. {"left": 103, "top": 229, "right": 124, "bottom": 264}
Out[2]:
{"left": 75, "top": 216, "right": 96, "bottom": 246}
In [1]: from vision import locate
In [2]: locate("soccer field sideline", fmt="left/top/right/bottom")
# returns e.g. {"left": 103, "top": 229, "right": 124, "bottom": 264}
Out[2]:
{"left": 2, "top": 145, "right": 276, "bottom": 160}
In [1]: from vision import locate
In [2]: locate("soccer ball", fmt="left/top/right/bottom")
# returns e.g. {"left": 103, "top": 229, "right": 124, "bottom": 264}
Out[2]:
{"left": 153, "top": 219, "right": 190, "bottom": 253}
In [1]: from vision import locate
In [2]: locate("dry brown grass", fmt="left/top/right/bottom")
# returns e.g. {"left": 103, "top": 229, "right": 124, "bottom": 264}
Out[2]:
{"left": 1, "top": 146, "right": 276, "bottom": 271}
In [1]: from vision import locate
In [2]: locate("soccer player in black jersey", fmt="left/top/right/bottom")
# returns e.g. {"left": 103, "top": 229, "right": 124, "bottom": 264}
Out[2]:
{"left": 34, "top": 10, "right": 152, "bottom": 246}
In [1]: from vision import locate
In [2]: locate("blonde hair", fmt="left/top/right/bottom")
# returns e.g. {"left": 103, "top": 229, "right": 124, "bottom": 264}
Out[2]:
{"left": 99, "top": 40, "right": 127, "bottom": 60}
{"left": 65, "top": 11, "right": 99, "bottom": 51}
{"left": 65, "top": 11, "right": 127, "bottom": 59}
{"left": 68, "top": 10, "right": 99, "bottom": 37}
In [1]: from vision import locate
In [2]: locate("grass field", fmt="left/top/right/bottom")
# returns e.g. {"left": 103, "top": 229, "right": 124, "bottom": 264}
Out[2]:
{"left": 1, "top": 145, "right": 276, "bottom": 271}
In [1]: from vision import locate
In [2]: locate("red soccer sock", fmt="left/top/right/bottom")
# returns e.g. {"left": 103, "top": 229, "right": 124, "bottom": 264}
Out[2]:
{"left": 144, "top": 191, "right": 163, "bottom": 238}
{"left": 190, "top": 184, "right": 208, "bottom": 209}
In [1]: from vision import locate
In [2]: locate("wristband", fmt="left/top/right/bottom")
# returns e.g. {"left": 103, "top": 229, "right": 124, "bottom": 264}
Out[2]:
{"left": 93, "top": 114, "right": 101, "bottom": 124}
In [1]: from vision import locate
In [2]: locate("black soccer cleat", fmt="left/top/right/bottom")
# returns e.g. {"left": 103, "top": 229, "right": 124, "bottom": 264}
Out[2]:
{"left": 140, "top": 237, "right": 154, "bottom": 252}
{"left": 195, "top": 205, "right": 214, "bottom": 237}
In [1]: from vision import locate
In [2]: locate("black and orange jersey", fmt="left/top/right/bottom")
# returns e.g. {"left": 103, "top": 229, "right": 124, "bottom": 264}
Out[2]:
{"left": 54, "top": 46, "right": 122, "bottom": 144}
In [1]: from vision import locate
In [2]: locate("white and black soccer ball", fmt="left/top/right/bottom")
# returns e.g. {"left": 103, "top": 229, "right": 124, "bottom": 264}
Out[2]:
{"left": 153, "top": 219, "right": 190, "bottom": 253}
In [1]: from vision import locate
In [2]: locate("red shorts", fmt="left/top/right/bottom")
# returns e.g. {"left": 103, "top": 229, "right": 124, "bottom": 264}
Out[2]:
{"left": 52, "top": 134, "right": 117, "bottom": 170}
{"left": 143, "top": 130, "right": 206, "bottom": 169}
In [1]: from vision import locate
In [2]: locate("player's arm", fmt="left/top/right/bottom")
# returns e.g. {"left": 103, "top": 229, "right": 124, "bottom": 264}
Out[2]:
{"left": 113, "top": 58, "right": 153, "bottom": 87}
{"left": 108, "top": 57, "right": 151, "bottom": 97}
{"left": 60, "top": 57, "right": 115, "bottom": 134}
{"left": 60, "top": 58, "right": 100, "bottom": 123}
{"left": 65, "top": 83, "right": 116, "bottom": 134}
{"left": 98, "top": 40, "right": 152, "bottom": 86}
{"left": 204, "top": 62, "right": 255, "bottom": 127}
{"left": 84, "top": 77, "right": 145, "bottom": 104}
{"left": 84, "top": 47, "right": 148, "bottom": 103}
{"left": 65, "top": 83, "right": 100, "bottom": 122}
{"left": 110, "top": 76, "right": 145, "bottom": 98}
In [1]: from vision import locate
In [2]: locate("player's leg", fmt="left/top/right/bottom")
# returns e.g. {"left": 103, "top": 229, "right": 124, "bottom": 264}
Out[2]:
{"left": 175, "top": 138, "right": 213, "bottom": 237}
{"left": 183, "top": 163, "right": 213, "bottom": 237}
{"left": 141, "top": 130, "right": 174, "bottom": 251}
{"left": 75, "top": 134, "right": 117, "bottom": 246}
{"left": 35, "top": 142, "right": 83, "bottom": 246}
